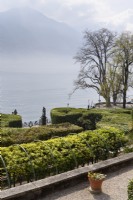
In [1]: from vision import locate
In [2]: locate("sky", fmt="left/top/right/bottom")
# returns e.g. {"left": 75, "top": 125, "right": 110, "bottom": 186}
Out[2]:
{"left": 0, "top": 0, "right": 133, "bottom": 75}
{"left": 0, "top": 0, "right": 133, "bottom": 31}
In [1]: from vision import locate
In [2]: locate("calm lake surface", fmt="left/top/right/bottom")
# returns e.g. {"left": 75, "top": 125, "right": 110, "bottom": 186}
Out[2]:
{"left": 0, "top": 71, "right": 98, "bottom": 122}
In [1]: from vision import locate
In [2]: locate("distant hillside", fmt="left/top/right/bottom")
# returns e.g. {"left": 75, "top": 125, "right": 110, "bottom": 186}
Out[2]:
{"left": 0, "top": 7, "right": 81, "bottom": 55}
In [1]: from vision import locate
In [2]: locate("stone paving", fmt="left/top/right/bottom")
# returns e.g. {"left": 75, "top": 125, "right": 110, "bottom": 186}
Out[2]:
{"left": 43, "top": 164, "right": 133, "bottom": 200}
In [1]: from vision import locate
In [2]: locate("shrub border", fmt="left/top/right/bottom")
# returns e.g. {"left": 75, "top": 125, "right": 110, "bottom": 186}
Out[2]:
{"left": 0, "top": 152, "right": 133, "bottom": 200}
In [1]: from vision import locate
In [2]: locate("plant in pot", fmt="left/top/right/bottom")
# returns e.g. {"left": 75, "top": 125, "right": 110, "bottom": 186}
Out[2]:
{"left": 88, "top": 171, "right": 106, "bottom": 193}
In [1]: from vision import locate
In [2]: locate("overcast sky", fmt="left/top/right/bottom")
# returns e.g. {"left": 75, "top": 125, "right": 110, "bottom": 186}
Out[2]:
{"left": 0, "top": 0, "right": 133, "bottom": 31}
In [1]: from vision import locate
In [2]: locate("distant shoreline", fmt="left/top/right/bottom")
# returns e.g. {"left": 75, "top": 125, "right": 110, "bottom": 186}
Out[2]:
{"left": 95, "top": 102, "right": 133, "bottom": 108}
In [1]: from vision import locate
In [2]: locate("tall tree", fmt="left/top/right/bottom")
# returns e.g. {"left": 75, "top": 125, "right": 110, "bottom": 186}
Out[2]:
{"left": 74, "top": 28, "right": 116, "bottom": 107}
{"left": 107, "top": 62, "right": 123, "bottom": 106}
{"left": 115, "top": 32, "right": 133, "bottom": 108}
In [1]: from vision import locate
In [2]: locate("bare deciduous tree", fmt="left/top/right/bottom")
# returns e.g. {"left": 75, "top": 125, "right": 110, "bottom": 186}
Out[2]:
{"left": 74, "top": 28, "right": 116, "bottom": 107}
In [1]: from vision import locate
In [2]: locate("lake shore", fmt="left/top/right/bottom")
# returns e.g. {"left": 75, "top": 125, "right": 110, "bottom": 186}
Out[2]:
{"left": 95, "top": 102, "right": 133, "bottom": 109}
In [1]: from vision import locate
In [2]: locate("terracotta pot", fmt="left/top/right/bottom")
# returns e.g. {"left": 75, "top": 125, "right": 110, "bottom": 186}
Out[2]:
{"left": 88, "top": 177, "right": 104, "bottom": 193}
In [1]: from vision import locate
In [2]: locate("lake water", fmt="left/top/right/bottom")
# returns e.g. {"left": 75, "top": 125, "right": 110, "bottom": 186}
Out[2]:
{"left": 0, "top": 70, "right": 98, "bottom": 122}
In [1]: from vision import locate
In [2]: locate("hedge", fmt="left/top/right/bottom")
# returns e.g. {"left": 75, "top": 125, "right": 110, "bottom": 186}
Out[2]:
{"left": 50, "top": 107, "right": 102, "bottom": 130}
{"left": 1, "top": 113, "right": 22, "bottom": 128}
{"left": 0, "top": 127, "right": 127, "bottom": 188}
{"left": 77, "top": 112, "right": 102, "bottom": 130}
{"left": 50, "top": 107, "right": 84, "bottom": 124}
{"left": 128, "top": 179, "right": 133, "bottom": 200}
{"left": 1, "top": 123, "right": 83, "bottom": 147}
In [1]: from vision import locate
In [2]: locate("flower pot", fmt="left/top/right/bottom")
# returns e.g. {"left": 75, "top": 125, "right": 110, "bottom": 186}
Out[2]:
{"left": 88, "top": 177, "right": 104, "bottom": 193}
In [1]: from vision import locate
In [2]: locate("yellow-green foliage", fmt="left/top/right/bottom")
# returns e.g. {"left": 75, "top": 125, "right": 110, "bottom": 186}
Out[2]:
{"left": 1, "top": 108, "right": 132, "bottom": 188}
{"left": 1, "top": 123, "right": 83, "bottom": 146}
{"left": 51, "top": 107, "right": 85, "bottom": 124}
{"left": 1, "top": 113, "right": 22, "bottom": 128}
{"left": 89, "top": 108, "right": 132, "bottom": 132}
{"left": 51, "top": 107, "right": 132, "bottom": 132}
{"left": 50, "top": 107, "right": 102, "bottom": 130}
{"left": 1, "top": 127, "right": 127, "bottom": 184}
{"left": 128, "top": 179, "right": 133, "bottom": 200}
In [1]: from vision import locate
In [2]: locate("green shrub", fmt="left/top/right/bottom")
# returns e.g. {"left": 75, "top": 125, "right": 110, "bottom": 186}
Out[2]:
{"left": 124, "top": 147, "right": 133, "bottom": 153}
{"left": 1, "top": 123, "right": 83, "bottom": 146}
{"left": 50, "top": 108, "right": 102, "bottom": 130}
{"left": 1, "top": 113, "right": 22, "bottom": 128}
{"left": 128, "top": 179, "right": 133, "bottom": 200}
{"left": 9, "top": 119, "right": 22, "bottom": 128}
{"left": 51, "top": 107, "right": 85, "bottom": 124}
{"left": 77, "top": 113, "right": 102, "bottom": 130}
{"left": 1, "top": 127, "right": 127, "bottom": 187}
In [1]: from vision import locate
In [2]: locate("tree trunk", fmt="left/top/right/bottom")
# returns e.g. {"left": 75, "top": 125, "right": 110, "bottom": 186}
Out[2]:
{"left": 123, "top": 89, "right": 127, "bottom": 108}
{"left": 113, "top": 93, "right": 117, "bottom": 106}
{"left": 105, "top": 96, "right": 111, "bottom": 107}
{"left": 122, "top": 64, "right": 129, "bottom": 109}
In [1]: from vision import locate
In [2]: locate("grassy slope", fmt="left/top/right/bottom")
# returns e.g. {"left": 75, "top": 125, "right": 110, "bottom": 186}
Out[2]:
{"left": 87, "top": 108, "right": 132, "bottom": 131}
{"left": 94, "top": 108, "right": 133, "bottom": 144}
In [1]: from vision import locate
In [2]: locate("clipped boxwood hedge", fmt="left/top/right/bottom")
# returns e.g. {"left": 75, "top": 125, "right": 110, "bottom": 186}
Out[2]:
{"left": 1, "top": 123, "right": 83, "bottom": 147}
{"left": 77, "top": 112, "right": 102, "bottom": 130}
{"left": 128, "top": 179, "right": 133, "bottom": 200}
{"left": 1, "top": 127, "right": 127, "bottom": 187}
{"left": 50, "top": 107, "right": 102, "bottom": 130}
{"left": 1, "top": 113, "right": 22, "bottom": 128}
{"left": 51, "top": 107, "right": 84, "bottom": 124}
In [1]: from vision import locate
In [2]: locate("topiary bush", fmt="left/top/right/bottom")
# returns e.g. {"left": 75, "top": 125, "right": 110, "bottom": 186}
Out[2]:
{"left": 77, "top": 112, "right": 102, "bottom": 130}
{"left": 50, "top": 107, "right": 84, "bottom": 124}
{"left": 50, "top": 107, "right": 102, "bottom": 130}
{"left": 1, "top": 113, "right": 22, "bottom": 128}
{"left": 8, "top": 119, "right": 22, "bottom": 128}
{"left": 128, "top": 179, "right": 133, "bottom": 200}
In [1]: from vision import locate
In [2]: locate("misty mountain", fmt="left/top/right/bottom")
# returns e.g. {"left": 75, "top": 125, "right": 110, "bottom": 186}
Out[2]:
{"left": 0, "top": 7, "right": 81, "bottom": 55}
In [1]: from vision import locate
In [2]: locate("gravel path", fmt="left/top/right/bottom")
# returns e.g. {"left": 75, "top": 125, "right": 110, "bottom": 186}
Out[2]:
{"left": 43, "top": 164, "right": 133, "bottom": 200}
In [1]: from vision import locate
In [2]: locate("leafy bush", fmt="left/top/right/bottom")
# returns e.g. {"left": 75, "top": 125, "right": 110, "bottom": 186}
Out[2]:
{"left": 124, "top": 147, "right": 133, "bottom": 153}
{"left": 1, "top": 127, "right": 127, "bottom": 186}
{"left": 8, "top": 120, "right": 22, "bottom": 128}
{"left": 127, "top": 130, "right": 133, "bottom": 145}
{"left": 51, "top": 107, "right": 102, "bottom": 130}
{"left": 51, "top": 107, "right": 132, "bottom": 133}
{"left": 1, "top": 113, "right": 22, "bottom": 128}
{"left": 1, "top": 123, "right": 83, "bottom": 146}
{"left": 128, "top": 179, "right": 133, "bottom": 200}
{"left": 77, "top": 112, "right": 102, "bottom": 130}
{"left": 51, "top": 107, "right": 85, "bottom": 124}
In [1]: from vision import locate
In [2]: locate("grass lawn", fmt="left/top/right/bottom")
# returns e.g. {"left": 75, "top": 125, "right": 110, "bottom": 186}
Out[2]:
{"left": 94, "top": 108, "right": 133, "bottom": 144}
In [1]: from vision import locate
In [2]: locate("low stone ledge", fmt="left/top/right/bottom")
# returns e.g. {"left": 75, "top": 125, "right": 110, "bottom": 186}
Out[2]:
{"left": 0, "top": 152, "right": 133, "bottom": 200}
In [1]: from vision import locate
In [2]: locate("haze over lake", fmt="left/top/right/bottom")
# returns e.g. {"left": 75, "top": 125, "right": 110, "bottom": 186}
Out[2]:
{"left": 0, "top": 7, "right": 100, "bottom": 122}
{"left": 0, "top": 69, "right": 98, "bottom": 122}
{"left": 0, "top": 7, "right": 85, "bottom": 122}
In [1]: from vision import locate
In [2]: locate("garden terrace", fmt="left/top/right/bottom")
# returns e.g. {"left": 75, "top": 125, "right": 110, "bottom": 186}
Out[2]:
{"left": 0, "top": 127, "right": 127, "bottom": 189}
{"left": 51, "top": 107, "right": 132, "bottom": 132}
{"left": 0, "top": 152, "right": 133, "bottom": 200}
